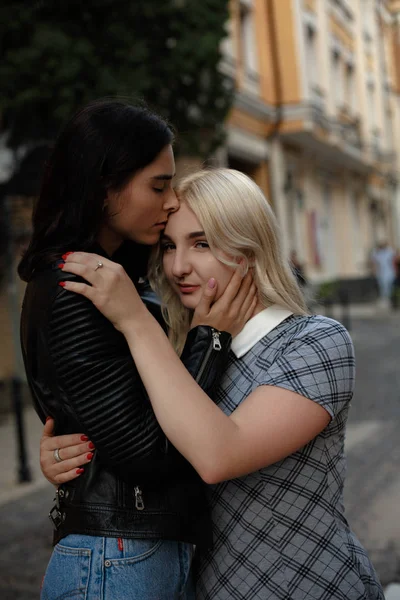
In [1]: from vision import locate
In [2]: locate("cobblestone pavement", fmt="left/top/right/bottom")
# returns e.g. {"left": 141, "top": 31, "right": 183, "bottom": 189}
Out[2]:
{"left": 0, "top": 313, "right": 399, "bottom": 598}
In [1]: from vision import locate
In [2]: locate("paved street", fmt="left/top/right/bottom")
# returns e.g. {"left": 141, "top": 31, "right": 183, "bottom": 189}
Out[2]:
{"left": 344, "top": 313, "right": 400, "bottom": 587}
{"left": 0, "top": 312, "right": 399, "bottom": 598}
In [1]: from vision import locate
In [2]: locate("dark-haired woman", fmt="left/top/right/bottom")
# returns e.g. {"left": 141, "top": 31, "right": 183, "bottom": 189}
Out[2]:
{"left": 19, "top": 99, "right": 254, "bottom": 600}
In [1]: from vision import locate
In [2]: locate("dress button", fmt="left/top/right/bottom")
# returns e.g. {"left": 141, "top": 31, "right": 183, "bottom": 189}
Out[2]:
{"left": 104, "top": 560, "right": 112, "bottom": 568}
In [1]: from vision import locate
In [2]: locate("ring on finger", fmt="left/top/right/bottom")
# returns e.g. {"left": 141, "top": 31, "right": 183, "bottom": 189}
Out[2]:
{"left": 53, "top": 448, "right": 63, "bottom": 463}
{"left": 94, "top": 261, "right": 103, "bottom": 271}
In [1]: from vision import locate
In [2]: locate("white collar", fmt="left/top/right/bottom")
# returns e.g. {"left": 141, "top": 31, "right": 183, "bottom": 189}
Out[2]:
{"left": 231, "top": 305, "right": 293, "bottom": 358}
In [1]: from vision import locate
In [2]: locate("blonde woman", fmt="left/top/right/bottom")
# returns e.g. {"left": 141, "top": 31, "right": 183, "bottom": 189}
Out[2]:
{"left": 41, "top": 169, "right": 383, "bottom": 599}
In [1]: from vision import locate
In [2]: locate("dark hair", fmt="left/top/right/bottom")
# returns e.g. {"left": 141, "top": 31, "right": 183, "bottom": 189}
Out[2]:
{"left": 18, "top": 98, "right": 174, "bottom": 282}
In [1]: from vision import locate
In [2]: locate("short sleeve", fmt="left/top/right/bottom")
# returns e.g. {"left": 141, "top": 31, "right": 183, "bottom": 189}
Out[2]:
{"left": 254, "top": 317, "right": 355, "bottom": 419}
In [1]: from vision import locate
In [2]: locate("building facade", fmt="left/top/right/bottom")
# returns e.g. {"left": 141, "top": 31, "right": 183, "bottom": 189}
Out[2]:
{"left": 220, "top": 0, "right": 400, "bottom": 293}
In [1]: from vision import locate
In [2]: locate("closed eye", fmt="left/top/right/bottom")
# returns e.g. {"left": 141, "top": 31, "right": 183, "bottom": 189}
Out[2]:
{"left": 161, "top": 242, "right": 175, "bottom": 252}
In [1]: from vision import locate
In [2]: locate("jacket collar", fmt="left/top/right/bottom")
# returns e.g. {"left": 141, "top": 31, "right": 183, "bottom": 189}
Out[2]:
{"left": 231, "top": 305, "right": 293, "bottom": 358}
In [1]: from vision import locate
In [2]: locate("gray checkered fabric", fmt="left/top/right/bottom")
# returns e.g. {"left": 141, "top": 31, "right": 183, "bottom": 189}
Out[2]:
{"left": 196, "top": 315, "right": 383, "bottom": 600}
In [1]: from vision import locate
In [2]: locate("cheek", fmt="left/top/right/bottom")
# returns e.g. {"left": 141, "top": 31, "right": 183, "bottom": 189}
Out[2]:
{"left": 213, "top": 267, "right": 234, "bottom": 299}
{"left": 162, "top": 255, "right": 174, "bottom": 284}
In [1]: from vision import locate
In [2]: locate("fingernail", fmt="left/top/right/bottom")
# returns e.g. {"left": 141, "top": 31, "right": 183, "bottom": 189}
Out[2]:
{"left": 62, "top": 252, "right": 73, "bottom": 260}
{"left": 58, "top": 282, "right": 66, "bottom": 287}
{"left": 208, "top": 278, "right": 216, "bottom": 289}
{"left": 57, "top": 263, "right": 64, "bottom": 269}
{"left": 46, "top": 416, "right": 51, "bottom": 422}
{"left": 87, "top": 453, "right": 93, "bottom": 460}
{"left": 76, "top": 468, "right": 84, "bottom": 474}
{"left": 88, "top": 442, "right": 95, "bottom": 450}
{"left": 80, "top": 435, "right": 89, "bottom": 442}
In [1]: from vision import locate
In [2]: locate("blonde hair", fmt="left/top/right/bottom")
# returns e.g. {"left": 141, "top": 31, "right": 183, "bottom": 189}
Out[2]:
{"left": 148, "top": 168, "right": 308, "bottom": 354}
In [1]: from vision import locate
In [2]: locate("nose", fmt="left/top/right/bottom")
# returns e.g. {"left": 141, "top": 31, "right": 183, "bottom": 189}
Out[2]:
{"left": 163, "top": 188, "right": 179, "bottom": 214}
{"left": 171, "top": 248, "right": 191, "bottom": 279}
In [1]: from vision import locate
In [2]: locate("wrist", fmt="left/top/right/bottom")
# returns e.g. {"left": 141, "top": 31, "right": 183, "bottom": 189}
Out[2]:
{"left": 119, "top": 307, "right": 159, "bottom": 343}
{"left": 117, "top": 305, "right": 151, "bottom": 335}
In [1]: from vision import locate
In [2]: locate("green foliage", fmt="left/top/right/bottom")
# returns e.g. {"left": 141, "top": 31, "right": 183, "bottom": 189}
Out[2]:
{"left": 0, "top": 0, "right": 233, "bottom": 156}
{"left": 317, "top": 280, "right": 338, "bottom": 302}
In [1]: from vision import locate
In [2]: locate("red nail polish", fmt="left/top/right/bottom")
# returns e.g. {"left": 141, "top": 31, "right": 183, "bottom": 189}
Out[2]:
{"left": 88, "top": 442, "right": 95, "bottom": 450}
{"left": 81, "top": 435, "right": 89, "bottom": 442}
{"left": 76, "top": 468, "right": 84, "bottom": 474}
{"left": 87, "top": 453, "right": 93, "bottom": 460}
{"left": 58, "top": 264, "right": 64, "bottom": 269}
{"left": 46, "top": 416, "right": 51, "bottom": 422}
{"left": 58, "top": 282, "right": 66, "bottom": 287}
{"left": 62, "top": 252, "right": 73, "bottom": 260}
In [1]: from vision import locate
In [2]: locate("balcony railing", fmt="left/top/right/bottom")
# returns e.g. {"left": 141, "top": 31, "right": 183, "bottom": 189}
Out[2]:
{"left": 371, "top": 147, "right": 397, "bottom": 165}
{"left": 336, "top": 118, "right": 363, "bottom": 150}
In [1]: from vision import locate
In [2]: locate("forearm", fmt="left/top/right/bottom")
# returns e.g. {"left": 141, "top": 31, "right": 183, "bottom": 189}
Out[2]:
{"left": 123, "top": 314, "right": 239, "bottom": 483}
{"left": 49, "top": 288, "right": 166, "bottom": 476}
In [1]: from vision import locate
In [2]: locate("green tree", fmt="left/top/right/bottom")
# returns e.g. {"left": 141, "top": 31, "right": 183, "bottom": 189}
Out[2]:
{"left": 0, "top": 0, "right": 233, "bottom": 156}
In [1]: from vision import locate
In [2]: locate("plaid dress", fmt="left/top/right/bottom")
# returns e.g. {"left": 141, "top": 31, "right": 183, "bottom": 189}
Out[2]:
{"left": 195, "top": 314, "right": 384, "bottom": 600}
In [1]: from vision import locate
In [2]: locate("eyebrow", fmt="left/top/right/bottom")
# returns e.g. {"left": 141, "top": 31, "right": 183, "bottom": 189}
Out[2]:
{"left": 161, "top": 230, "right": 206, "bottom": 241}
{"left": 151, "top": 174, "right": 175, "bottom": 181}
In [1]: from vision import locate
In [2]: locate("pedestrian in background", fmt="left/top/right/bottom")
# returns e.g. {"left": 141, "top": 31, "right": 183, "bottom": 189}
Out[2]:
{"left": 371, "top": 240, "right": 396, "bottom": 310}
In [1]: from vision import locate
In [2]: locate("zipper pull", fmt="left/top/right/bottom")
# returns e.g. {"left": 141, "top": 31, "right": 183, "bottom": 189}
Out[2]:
{"left": 134, "top": 486, "right": 145, "bottom": 511}
{"left": 212, "top": 330, "right": 222, "bottom": 351}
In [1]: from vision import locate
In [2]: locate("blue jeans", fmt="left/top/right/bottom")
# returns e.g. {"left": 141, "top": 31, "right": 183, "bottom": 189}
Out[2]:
{"left": 40, "top": 534, "right": 195, "bottom": 600}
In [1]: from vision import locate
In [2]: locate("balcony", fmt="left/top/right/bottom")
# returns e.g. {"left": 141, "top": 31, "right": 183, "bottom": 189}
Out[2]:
{"left": 369, "top": 129, "right": 397, "bottom": 169}
{"left": 279, "top": 101, "right": 370, "bottom": 173}
{"left": 335, "top": 107, "right": 362, "bottom": 150}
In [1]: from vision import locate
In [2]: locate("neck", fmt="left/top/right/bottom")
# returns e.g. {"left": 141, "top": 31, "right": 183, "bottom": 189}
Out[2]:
{"left": 251, "top": 300, "right": 269, "bottom": 319}
{"left": 97, "top": 225, "right": 124, "bottom": 257}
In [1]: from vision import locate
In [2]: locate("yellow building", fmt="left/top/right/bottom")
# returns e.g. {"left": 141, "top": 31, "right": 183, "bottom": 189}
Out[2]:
{"left": 220, "top": 0, "right": 400, "bottom": 293}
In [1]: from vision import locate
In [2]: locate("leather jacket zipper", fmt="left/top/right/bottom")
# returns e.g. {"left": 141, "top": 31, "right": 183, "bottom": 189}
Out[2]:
{"left": 195, "top": 329, "right": 221, "bottom": 384}
{"left": 164, "top": 329, "right": 222, "bottom": 455}
{"left": 134, "top": 486, "right": 145, "bottom": 510}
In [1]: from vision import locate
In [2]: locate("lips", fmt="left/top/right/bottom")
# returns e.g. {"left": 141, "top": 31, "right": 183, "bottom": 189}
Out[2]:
{"left": 177, "top": 284, "right": 200, "bottom": 293}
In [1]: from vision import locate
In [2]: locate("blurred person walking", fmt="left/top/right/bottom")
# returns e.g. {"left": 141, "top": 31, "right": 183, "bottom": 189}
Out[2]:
{"left": 371, "top": 241, "right": 396, "bottom": 310}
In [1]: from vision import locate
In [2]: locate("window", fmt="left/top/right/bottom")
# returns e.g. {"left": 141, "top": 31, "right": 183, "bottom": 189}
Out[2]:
{"left": 361, "top": 0, "right": 374, "bottom": 41}
{"left": 239, "top": 0, "right": 257, "bottom": 75}
{"left": 305, "top": 25, "right": 319, "bottom": 95}
{"left": 349, "top": 190, "right": 363, "bottom": 267}
{"left": 366, "top": 81, "right": 376, "bottom": 132}
{"left": 384, "top": 106, "right": 393, "bottom": 152}
{"left": 344, "top": 63, "right": 356, "bottom": 112}
{"left": 331, "top": 50, "right": 343, "bottom": 109}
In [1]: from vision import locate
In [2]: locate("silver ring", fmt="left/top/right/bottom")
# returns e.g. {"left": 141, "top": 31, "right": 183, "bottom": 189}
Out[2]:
{"left": 53, "top": 448, "right": 63, "bottom": 463}
{"left": 94, "top": 261, "right": 103, "bottom": 271}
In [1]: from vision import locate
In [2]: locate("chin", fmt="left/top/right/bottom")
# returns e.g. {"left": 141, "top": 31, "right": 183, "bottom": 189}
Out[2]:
{"left": 180, "top": 295, "right": 200, "bottom": 310}
{"left": 135, "top": 232, "right": 161, "bottom": 246}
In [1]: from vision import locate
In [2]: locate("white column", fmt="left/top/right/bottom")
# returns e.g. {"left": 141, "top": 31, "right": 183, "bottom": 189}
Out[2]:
{"left": 269, "top": 138, "right": 290, "bottom": 257}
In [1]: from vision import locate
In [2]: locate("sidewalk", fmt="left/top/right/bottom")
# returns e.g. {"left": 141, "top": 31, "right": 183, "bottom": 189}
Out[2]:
{"left": 0, "top": 405, "right": 52, "bottom": 507}
{"left": 314, "top": 300, "right": 396, "bottom": 320}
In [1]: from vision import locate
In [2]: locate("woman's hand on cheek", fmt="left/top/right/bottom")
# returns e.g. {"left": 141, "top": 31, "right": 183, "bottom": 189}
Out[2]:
{"left": 60, "top": 252, "right": 147, "bottom": 332}
{"left": 191, "top": 268, "right": 258, "bottom": 337}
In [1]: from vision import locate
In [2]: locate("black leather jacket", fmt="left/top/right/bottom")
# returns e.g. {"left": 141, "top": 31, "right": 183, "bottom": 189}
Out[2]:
{"left": 20, "top": 251, "right": 232, "bottom": 549}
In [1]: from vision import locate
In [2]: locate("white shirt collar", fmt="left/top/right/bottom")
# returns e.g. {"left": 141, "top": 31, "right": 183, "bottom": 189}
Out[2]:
{"left": 231, "top": 305, "right": 293, "bottom": 358}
